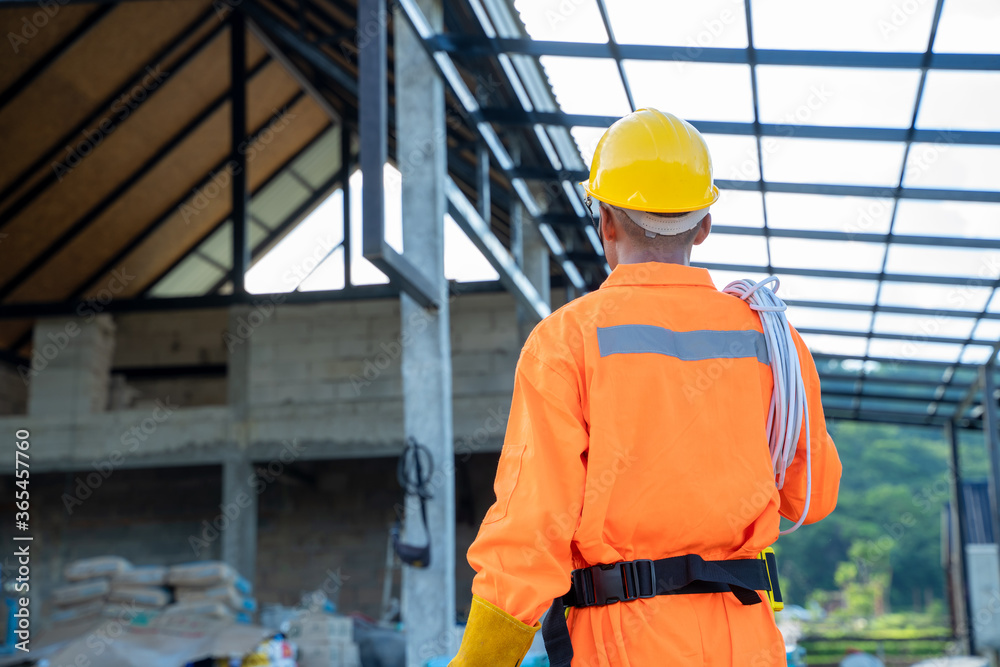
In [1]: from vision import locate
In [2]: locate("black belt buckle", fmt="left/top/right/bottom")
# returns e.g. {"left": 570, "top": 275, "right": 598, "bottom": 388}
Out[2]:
{"left": 590, "top": 559, "right": 656, "bottom": 605}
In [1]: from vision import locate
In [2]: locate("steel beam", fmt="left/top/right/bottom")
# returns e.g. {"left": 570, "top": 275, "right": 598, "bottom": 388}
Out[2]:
{"left": 231, "top": 10, "right": 250, "bottom": 295}
{"left": 979, "top": 364, "right": 1000, "bottom": 589}
{"left": 946, "top": 420, "right": 975, "bottom": 654}
{"left": 446, "top": 179, "right": 550, "bottom": 320}
{"left": 430, "top": 35, "right": 1000, "bottom": 71}
{"left": 359, "top": 0, "right": 439, "bottom": 309}
{"left": 342, "top": 124, "right": 353, "bottom": 287}
{"left": 477, "top": 109, "right": 1000, "bottom": 147}
{"left": 516, "top": 169, "right": 1000, "bottom": 205}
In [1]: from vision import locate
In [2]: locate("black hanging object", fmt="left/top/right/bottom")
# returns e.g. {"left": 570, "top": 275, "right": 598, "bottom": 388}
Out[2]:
{"left": 392, "top": 438, "right": 433, "bottom": 568}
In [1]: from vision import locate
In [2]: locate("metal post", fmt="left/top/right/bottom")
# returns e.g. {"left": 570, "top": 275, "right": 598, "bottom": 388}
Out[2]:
{"left": 358, "top": 0, "right": 439, "bottom": 308}
{"left": 477, "top": 141, "right": 490, "bottom": 223}
{"left": 980, "top": 365, "right": 1000, "bottom": 563}
{"left": 947, "top": 419, "right": 975, "bottom": 655}
{"left": 395, "top": 0, "right": 455, "bottom": 662}
{"left": 231, "top": 10, "right": 249, "bottom": 295}
{"left": 342, "top": 123, "right": 353, "bottom": 287}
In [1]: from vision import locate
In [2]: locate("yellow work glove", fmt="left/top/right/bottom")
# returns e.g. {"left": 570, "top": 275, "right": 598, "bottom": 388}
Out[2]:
{"left": 449, "top": 594, "right": 540, "bottom": 666}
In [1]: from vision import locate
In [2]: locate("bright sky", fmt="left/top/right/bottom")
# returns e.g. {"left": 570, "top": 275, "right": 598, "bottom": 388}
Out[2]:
{"left": 243, "top": 0, "right": 999, "bottom": 365}
{"left": 516, "top": 0, "right": 1000, "bottom": 364}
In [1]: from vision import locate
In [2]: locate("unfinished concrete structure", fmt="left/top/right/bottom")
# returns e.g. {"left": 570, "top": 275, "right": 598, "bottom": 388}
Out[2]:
{"left": 3, "top": 0, "right": 1000, "bottom": 660}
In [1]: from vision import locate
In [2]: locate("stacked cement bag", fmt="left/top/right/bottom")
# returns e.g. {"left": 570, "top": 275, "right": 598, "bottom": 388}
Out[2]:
{"left": 105, "top": 565, "right": 171, "bottom": 616}
{"left": 165, "top": 561, "right": 256, "bottom": 624}
{"left": 49, "top": 555, "right": 130, "bottom": 624}
{"left": 286, "top": 612, "right": 361, "bottom": 667}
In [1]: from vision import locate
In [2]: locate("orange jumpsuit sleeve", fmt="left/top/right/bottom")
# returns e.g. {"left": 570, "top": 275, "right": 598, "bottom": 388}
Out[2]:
{"left": 777, "top": 326, "right": 842, "bottom": 525}
{"left": 467, "top": 345, "right": 589, "bottom": 626}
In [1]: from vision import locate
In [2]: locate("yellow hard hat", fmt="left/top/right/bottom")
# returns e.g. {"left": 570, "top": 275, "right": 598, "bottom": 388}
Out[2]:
{"left": 582, "top": 108, "right": 719, "bottom": 214}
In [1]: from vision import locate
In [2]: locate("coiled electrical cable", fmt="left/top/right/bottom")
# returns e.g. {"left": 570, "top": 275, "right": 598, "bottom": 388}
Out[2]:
{"left": 723, "top": 277, "right": 811, "bottom": 535}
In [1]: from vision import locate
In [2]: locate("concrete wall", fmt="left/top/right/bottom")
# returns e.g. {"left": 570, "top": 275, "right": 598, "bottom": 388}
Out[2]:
{"left": 9, "top": 454, "right": 499, "bottom": 631}
{"left": 0, "top": 292, "right": 523, "bottom": 471}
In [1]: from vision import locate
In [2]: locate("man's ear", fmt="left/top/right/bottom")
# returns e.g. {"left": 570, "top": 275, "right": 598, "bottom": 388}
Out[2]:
{"left": 600, "top": 205, "right": 617, "bottom": 241}
{"left": 692, "top": 213, "right": 712, "bottom": 246}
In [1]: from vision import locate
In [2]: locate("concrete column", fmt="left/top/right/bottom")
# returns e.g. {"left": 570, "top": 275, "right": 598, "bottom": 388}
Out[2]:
{"left": 511, "top": 202, "right": 550, "bottom": 343}
{"left": 226, "top": 305, "right": 252, "bottom": 421}
{"left": 220, "top": 456, "right": 257, "bottom": 583}
{"left": 0, "top": 363, "right": 27, "bottom": 415}
{"left": 395, "top": 0, "right": 456, "bottom": 663}
{"left": 27, "top": 314, "right": 115, "bottom": 417}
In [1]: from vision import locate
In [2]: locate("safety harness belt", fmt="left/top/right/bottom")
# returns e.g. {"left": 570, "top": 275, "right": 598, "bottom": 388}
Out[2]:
{"left": 542, "top": 554, "right": 777, "bottom": 667}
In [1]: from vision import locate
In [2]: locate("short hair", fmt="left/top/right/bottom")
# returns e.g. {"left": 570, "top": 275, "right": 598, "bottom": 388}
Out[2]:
{"left": 603, "top": 203, "right": 704, "bottom": 249}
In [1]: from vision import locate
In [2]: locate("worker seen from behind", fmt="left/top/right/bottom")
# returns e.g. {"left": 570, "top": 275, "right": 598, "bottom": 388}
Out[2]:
{"left": 450, "top": 108, "right": 842, "bottom": 666}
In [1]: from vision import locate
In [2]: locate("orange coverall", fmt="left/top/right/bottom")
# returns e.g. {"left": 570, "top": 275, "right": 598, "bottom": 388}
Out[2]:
{"left": 467, "top": 262, "right": 842, "bottom": 666}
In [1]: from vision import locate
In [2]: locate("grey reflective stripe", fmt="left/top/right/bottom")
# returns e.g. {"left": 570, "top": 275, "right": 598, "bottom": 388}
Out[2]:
{"left": 597, "top": 325, "right": 769, "bottom": 364}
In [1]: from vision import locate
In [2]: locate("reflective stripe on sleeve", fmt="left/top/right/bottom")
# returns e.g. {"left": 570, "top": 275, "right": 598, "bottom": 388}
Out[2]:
{"left": 597, "top": 325, "right": 769, "bottom": 364}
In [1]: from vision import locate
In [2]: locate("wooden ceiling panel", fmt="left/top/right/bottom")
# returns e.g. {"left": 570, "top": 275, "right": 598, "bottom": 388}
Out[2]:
{"left": 0, "top": 4, "right": 96, "bottom": 93}
{"left": 6, "top": 56, "right": 302, "bottom": 304}
{"left": 82, "top": 95, "right": 331, "bottom": 300}
{"left": 0, "top": 0, "right": 214, "bottom": 194}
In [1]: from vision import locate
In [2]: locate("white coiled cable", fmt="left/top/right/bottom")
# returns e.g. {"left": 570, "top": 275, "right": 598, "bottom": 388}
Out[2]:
{"left": 723, "top": 277, "right": 811, "bottom": 535}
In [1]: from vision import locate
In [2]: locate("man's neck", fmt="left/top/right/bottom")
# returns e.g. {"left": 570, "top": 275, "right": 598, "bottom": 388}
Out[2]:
{"left": 616, "top": 248, "right": 691, "bottom": 266}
